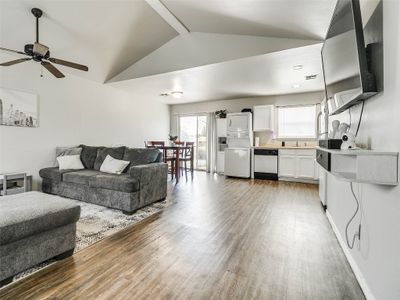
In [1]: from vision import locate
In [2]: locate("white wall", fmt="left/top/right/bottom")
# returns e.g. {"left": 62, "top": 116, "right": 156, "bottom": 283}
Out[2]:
{"left": 325, "top": 1, "right": 400, "bottom": 299}
{"left": 0, "top": 62, "right": 169, "bottom": 189}
{"left": 169, "top": 91, "right": 324, "bottom": 135}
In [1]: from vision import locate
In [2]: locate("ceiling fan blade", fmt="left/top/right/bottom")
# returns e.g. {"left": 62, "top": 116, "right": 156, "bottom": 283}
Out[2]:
{"left": 0, "top": 58, "right": 32, "bottom": 66}
{"left": 41, "top": 61, "right": 65, "bottom": 78}
{"left": 0, "top": 47, "right": 28, "bottom": 56}
{"left": 48, "top": 57, "right": 88, "bottom": 71}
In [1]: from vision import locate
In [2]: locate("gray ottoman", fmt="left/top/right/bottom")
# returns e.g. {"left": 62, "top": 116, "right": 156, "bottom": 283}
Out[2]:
{"left": 0, "top": 191, "right": 80, "bottom": 287}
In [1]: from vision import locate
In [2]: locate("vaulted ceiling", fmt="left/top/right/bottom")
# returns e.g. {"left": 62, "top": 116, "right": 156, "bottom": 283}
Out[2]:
{"left": 0, "top": 0, "right": 340, "bottom": 103}
{"left": 162, "top": 0, "right": 335, "bottom": 40}
{"left": 0, "top": 0, "right": 178, "bottom": 82}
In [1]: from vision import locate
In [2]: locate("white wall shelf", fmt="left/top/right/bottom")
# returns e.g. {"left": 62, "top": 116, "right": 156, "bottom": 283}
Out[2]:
{"left": 316, "top": 146, "right": 399, "bottom": 186}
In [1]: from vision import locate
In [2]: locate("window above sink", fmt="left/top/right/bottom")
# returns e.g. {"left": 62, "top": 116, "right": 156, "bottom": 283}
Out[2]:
{"left": 276, "top": 105, "right": 317, "bottom": 140}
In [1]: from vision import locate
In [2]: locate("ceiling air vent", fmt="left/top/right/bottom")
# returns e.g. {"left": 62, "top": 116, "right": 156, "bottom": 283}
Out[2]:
{"left": 305, "top": 74, "right": 318, "bottom": 80}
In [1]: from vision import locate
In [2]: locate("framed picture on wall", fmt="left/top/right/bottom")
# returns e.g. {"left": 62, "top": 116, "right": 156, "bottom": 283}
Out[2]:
{"left": 0, "top": 87, "right": 38, "bottom": 127}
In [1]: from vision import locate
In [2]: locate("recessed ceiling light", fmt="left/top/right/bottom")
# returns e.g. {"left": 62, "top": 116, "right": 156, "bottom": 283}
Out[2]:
{"left": 171, "top": 91, "right": 183, "bottom": 98}
{"left": 292, "top": 84, "right": 301, "bottom": 88}
{"left": 292, "top": 65, "right": 303, "bottom": 70}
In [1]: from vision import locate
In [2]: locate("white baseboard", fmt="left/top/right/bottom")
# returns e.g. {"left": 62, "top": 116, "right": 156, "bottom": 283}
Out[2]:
{"left": 326, "top": 211, "right": 375, "bottom": 300}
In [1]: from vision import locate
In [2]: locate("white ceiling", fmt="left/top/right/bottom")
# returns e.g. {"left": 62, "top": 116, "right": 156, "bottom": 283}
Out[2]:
{"left": 0, "top": 0, "right": 336, "bottom": 104}
{"left": 163, "top": 0, "right": 337, "bottom": 40}
{"left": 108, "top": 32, "right": 320, "bottom": 82}
{"left": 110, "top": 43, "right": 324, "bottom": 104}
{"left": 0, "top": 0, "right": 177, "bottom": 82}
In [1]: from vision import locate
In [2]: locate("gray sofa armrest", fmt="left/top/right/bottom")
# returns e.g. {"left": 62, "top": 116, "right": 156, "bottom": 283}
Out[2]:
{"left": 129, "top": 163, "right": 167, "bottom": 182}
{"left": 128, "top": 163, "right": 168, "bottom": 204}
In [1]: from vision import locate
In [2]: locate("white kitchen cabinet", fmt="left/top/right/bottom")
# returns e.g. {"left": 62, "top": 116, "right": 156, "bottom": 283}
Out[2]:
{"left": 216, "top": 118, "right": 227, "bottom": 137}
{"left": 253, "top": 105, "right": 274, "bottom": 131}
{"left": 314, "top": 161, "right": 320, "bottom": 180}
{"left": 297, "top": 156, "right": 316, "bottom": 179}
{"left": 279, "top": 149, "right": 318, "bottom": 181}
{"left": 216, "top": 151, "right": 225, "bottom": 173}
{"left": 278, "top": 155, "right": 296, "bottom": 177}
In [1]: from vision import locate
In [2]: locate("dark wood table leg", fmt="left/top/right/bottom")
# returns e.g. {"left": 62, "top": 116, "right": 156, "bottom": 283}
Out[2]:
{"left": 191, "top": 150, "right": 194, "bottom": 178}
{"left": 175, "top": 149, "right": 180, "bottom": 183}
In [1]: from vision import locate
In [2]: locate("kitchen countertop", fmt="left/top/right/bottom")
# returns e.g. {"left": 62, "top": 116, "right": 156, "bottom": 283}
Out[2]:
{"left": 253, "top": 145, "right": 316, "bottom": 150}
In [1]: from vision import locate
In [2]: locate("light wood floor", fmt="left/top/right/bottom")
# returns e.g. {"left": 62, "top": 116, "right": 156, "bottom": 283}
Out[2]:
{"left": 0, "top": 173, "right": 365, "bottom": 300}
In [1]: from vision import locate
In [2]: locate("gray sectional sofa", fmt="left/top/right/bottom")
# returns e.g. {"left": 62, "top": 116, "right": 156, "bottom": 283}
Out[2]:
{"left": 39, "top": 145, "right": 168, "bottom": 214}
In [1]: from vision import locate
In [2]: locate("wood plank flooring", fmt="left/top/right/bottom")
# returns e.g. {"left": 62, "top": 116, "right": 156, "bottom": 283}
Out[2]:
{"left": 0, "top": 173, "right": 365, "bottom": 300}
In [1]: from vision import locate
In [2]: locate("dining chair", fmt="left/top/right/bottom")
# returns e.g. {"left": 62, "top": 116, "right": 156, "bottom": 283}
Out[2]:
{"left": 173, "top": 141, "right": 185, "bottom": 174}
{"left": 180, "top": 142, "right": 194, "bottom": 180}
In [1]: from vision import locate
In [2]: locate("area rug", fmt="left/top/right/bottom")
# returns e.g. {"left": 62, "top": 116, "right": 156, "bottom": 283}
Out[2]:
{"left": 12, "top": 198, "right": 168, "bottom": 283}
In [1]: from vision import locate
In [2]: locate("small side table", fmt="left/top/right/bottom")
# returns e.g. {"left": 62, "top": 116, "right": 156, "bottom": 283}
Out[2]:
{"left": 0, "top": 173, "right": 32, "bottom": 196}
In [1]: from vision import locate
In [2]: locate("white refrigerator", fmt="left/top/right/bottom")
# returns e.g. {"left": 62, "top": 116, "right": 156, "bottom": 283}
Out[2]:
{"left": 224, "top": 112, "right": 253, "bottom": 178}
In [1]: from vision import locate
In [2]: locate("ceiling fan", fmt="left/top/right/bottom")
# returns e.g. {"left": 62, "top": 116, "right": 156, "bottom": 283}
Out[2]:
{"left": 0, "top": 8, "right": 88, "bottom": 78}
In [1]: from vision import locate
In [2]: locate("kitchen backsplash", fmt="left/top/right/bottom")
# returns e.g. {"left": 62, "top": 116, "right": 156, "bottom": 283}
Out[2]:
{"left": 254, "top": 131, "right": 317, "bottom": 147}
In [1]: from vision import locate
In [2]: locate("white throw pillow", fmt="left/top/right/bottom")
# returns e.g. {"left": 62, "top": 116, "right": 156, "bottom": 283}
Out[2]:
{"left": 57, "top": 155, "right": 85, "bottom": 170}
{"left": 100, "top": 155, "right": 130, "bottom": 174}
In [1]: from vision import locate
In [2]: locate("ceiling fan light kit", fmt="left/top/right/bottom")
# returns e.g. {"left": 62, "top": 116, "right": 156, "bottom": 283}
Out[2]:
{"left": 0, "top": 8, "right": 88, "bottom": 78}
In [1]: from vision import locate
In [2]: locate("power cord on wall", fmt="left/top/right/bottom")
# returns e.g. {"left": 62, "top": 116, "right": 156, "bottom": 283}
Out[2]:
{"left": 348, "top": 105, "right": 352, "bottom": 127}
{"left": 355, "top": 100, "right": 365, "bottom": 137}
{"left": 345, "top": 182, "right": 362, "bottom": 249}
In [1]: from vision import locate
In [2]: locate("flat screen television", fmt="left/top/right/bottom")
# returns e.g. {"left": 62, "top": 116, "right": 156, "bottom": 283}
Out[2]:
{"left": 322, "top": 0, "right": 376, "bottom": 115}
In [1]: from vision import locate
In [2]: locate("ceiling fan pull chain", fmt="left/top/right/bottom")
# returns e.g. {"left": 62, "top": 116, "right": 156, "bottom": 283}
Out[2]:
{"left": 40, "top": 65, "right": 43, "bottom": 77}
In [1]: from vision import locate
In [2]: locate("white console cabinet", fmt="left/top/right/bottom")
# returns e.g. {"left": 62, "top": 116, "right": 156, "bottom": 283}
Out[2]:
{"left": 316, "top": 147, "right": 398, "bottom": 186}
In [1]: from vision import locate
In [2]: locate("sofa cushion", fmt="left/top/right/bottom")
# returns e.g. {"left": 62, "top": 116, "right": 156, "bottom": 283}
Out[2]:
{"left": 0, "top": 191, "right": 81, "bottom": 245}
{"left": 89, "top": 174, "right": 140, "bottom": 193}
{"left": 39, "top": 167, "right": 76, "bottom": 182}
{"left": 123, "top": 148, "right": 161, "bottom": 167}
{"left": 79, "top": 145, "right": 105, "bottom": 169}
{"left": 93, "top": 146, "right": 126, "bottom": 170}
{"left": 63, "top": 170, "right": 103, "bottom": 185}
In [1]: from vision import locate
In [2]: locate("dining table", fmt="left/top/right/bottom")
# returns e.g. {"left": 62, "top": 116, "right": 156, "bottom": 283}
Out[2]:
{"left": 156, "top": 145, "right": 193, "bottom": 183}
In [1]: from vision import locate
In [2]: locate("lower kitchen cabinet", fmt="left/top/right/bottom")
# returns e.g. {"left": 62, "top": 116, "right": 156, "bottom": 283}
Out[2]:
{"left": 278, "top": 155, "right": 296, "bottom": 177}
{"left": 278, "top": 149, "right": 318, "bottom": 181}
{"left": 216, "top": 151, "right": 225, "bottom": 173}
{"left": 297, "top": 155, "right": 316, "bottom": 179}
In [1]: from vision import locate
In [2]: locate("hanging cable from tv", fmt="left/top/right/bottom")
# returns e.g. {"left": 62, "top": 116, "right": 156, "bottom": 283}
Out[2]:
{"left": 345, "top": 182, "right": 362, "bottom": 249}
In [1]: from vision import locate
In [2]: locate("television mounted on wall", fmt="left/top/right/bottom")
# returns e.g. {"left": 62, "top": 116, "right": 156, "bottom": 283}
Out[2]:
{"left": 321, "top": 0, "right": 377, "bottom": 115}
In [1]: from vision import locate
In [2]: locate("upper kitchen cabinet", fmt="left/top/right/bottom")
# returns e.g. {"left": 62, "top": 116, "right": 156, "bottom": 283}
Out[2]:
{"left": 216, "top": 118, "right": 227, "bottom": 137}
{"left": 253, "top": 105, "right": 275, "bottom": 131}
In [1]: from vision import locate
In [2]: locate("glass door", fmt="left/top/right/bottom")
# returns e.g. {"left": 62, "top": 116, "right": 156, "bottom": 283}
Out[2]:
{"left": 179, "top": 115, "right": 208, "bottom": 170}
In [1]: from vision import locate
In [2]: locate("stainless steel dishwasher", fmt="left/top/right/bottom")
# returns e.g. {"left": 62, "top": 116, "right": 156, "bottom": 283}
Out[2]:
{"left": 253, "top": 149, "right": 278, "bottom": 180}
